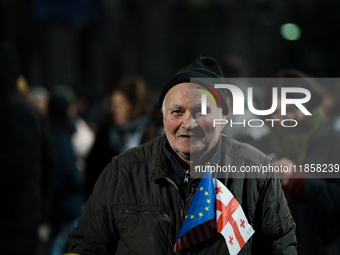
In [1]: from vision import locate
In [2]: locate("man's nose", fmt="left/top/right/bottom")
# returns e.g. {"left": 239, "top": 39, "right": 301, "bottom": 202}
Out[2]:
{"left": 182, "top": 112, "right": 198, "bottom": 129}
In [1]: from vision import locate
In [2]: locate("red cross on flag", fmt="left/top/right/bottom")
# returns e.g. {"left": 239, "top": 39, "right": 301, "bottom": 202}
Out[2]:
{"left": 214, "top": 178, "right": 255, "bottom": 255}
{"left": 173, "top": 171, "right": 254, "bottom": 254}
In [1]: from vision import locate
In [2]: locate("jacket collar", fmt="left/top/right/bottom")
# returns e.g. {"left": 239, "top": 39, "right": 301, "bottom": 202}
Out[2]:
{"left": 149, "top": 134, "right": 223, "bottom": 181}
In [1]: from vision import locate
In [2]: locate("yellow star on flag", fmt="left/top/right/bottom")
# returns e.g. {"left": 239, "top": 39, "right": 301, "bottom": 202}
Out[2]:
{"left": 190, "top": 215, "right": 194, "bottom": 219}
{"left": 199, "top": 186, "right": 204, "bottom": 191}
{"left": 185, "top": 215, "right": 188, "bottom": 219}
{"left": 198, "top": 212, "right": 203, "bottom": 217}
{"left": 204, "top": 206, "right": 209, "bottom": 211}
{"left": 204, "top": 191, "right": 209, "bottom": 196}
{"left": 206, "top": 199, "right": 211, "bottom": 204}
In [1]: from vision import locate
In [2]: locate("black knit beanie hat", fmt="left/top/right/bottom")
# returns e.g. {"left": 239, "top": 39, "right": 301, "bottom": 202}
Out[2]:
{"left": 159, "top": 57, "right": 229, "bottom": 115}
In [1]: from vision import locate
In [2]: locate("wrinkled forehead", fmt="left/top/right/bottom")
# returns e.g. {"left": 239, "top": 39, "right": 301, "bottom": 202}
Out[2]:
{"left": 164, "top": 83, "right": 190, "bottom": 103}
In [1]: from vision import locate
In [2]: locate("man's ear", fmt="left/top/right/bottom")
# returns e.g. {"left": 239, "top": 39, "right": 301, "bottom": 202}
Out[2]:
{"left": 163, "top": 119, "right": 166, "bottom": 133}
{"left": 163, "top": 110, "right": 168, "bottom": 133}
{"left": 220, "top": 115, "right": 228, "bottom": 132}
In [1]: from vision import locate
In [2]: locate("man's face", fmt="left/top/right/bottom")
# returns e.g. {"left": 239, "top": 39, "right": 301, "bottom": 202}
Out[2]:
{"left": 163, "top": 83, "right": 226, "bottom": 163}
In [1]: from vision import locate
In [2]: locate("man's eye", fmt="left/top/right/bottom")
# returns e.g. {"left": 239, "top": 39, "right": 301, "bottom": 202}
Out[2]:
{"left": 172, "top": 110, "right": 182, "bottom": 115}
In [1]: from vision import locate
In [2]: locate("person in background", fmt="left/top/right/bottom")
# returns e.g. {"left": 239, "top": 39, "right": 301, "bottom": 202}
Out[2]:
{"left": 252, "top": 69, "right": 340, "bottom": 255}
{"left": 30, "top": 86, "right": 51, "bottom": 117}
{"left": 27, "top": 85, "right": 58, "bottom": 254}
{"left": 84, "top": 75, "right": 162, "bottom": 198}
{"left": 48, "top": 92, "right": 84, "bottom": 255}
{"left": 71, "top": 89, "right": 96, "bottom": 165}
{"left": 50, "top": 84, "right": 95, "bottom": 173}
{"left": 322, "top": 81, "right": 340, "bottom": 131}
{"left": 0, "top": 42, "right": 43, "bottom": 255}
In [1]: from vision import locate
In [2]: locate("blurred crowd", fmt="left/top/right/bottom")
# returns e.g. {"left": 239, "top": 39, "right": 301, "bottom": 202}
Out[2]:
{"left": 0, "top": 42, "right": 163, "bottom": 255}
{"left": 1, "top": 42, "right": 340, "bottom": 255}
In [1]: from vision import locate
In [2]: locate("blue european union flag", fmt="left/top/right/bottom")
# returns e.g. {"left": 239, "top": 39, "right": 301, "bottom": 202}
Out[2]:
{"left": 175, "top": 170, "right": 215, "bottom": 243}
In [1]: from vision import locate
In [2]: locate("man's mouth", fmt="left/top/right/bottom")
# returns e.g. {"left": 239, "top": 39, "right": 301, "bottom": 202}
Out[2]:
{"left": 180, "top": 134, "right": 191, "bottom": 138}
{"left": 178, "top": 133, "right": 202, "bottom": 138}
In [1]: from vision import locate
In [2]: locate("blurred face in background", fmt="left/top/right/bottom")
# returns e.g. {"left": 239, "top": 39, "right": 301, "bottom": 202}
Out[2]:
{"left": 111, "top": 91, "right": 134, "bottom": 125}
{"left": 30, "top": 94, "right": 49, "bottom": 116}
{"left": 271, "top": 98, "right": 305, "bottom": 122}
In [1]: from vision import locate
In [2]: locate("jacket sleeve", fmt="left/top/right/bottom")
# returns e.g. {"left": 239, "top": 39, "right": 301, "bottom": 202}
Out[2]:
{"left": 252, "top": 157, "right": 297, "bottom": 255}
{"left": 68, "top": 162, "right": 119, "bottom": 254}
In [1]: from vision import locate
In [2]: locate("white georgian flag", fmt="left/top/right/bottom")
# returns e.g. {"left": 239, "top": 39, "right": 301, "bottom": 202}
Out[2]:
{"left": 214, "top": 178, "right": 255, "bottom": 255}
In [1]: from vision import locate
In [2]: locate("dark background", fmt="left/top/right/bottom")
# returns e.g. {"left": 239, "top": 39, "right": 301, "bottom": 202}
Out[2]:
{"left": 1, "top": 0, "right": 340, "bottom": 111}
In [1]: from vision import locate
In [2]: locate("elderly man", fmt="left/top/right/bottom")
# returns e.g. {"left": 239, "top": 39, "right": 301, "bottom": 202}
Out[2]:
{"left": 69, "top": 57, "right": 297, "bottom": 254}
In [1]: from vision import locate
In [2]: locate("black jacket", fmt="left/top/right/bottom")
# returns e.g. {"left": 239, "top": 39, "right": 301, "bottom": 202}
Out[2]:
{"left": 0, "top": 93, "right": 42, "bottom": 254}
{"left": 69, "top": 134, "right": 297, "bottom": 254}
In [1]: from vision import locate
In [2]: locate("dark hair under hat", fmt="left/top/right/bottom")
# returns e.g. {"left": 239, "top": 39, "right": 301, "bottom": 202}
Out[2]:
{"left": 159, "top": 57, "right": 229, "bottom": 115}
